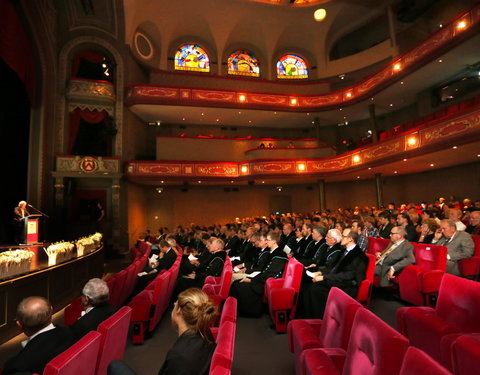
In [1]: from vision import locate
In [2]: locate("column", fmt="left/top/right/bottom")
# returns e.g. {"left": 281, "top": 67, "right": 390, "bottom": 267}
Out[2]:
{"left": 53, "top": 177, "right": 65, "bottom": 209}
{"left": 111, "top": 179, "right": 121, "bottom": 252}
{"left": 369, "top": 103, "right": 379, "bottom": 142}
{"left": 318, "top": 179, "right": 326, "bottom": 211}
{"left": 375, "top": 173, "right": 383, "bottom": 208}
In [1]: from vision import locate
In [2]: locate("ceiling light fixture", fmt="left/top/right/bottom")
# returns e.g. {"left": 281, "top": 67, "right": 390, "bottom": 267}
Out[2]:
{"left": 393, "top": 63, "right": 401, "bottom": 71}
{"left": 313, "top": 8, "right": 327, "bottom": 22}
{"left": 297, "top": 163, "right": 306, "bottom": 171}
{"left": 238, "top": 94, "right": 246, "bottom": 102}
{"left": 456, "top": 20, "right": 467, "bottom": 30}
{"left": 407, "top": 137, "right": 417, "bottom": 146}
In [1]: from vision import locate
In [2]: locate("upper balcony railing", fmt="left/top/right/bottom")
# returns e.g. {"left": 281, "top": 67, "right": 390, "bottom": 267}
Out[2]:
{"left": 126, "top": 3, "right": 480, "bottom": 112}
{"left": 67, "top": 78, "right": 115, "bottom": 104}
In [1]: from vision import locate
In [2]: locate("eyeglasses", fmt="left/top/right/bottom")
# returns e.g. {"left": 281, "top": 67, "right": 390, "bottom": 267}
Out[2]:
{"left": 390, "top": 232, "right": 400, "bottom": 235}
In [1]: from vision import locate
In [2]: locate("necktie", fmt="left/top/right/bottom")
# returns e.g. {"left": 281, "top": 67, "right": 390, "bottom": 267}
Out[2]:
{"left": 376, "top": 243, "right": 398, "bottom": 265}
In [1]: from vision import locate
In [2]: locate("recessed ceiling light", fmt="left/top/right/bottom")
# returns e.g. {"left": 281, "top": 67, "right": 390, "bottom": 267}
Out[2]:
{"left": 311, "top": 121, "right": 315, "bottom": 124}
{"left": 238, "top": 111, "right": 242, "bottom": 114}
{"left": 438, "top": 59, "right": 443, "bottom": 63}
{"left": 400, "top": 81, "right": 404, "bottom": 85}
{"left": 182, "top": 117, "right": 185, "bottom": 121}
{"left": 248, "top": 120, "right": 252, "bottom": 123}
{"left": 274, "top": 112, "right": 277, "bottom": 115}
{"left": 394, "top": 171, "right": 398, "bottom": 174}
{"left": 452, "top": 146, "right": 457, "bottom": 149}
{"left": 198, "top": 180, "right": 202, "bottom": 183}
{"left": 262, "top": 181, "right": 265, "bottom": 184}
{"left": 430, "top": 163, "right": 435, "bottom": 167}
{"left": 356, "top": 176, "right": 360, "bottom": 179}
{"left": 368, "top": 167, "right": 372, "bottom": 170}
{"left": 371, "top": 98, "right": 374, "bottom": 101}
{"left": 307, "top": 113, "right": 310, "bottom": 116}
{"left": 231, "top": 181, "right": 234, "bottom": 183}
{"left": 201, "top": 113, "right": 204, "bottom": 116}
{"left": 339, "top": 108, "right": 343, "bottom": 111}
{"left": 216, "top": 119, "right": 219, "bottom": 122}
{"left": 403, "top": 158, "right": 407, "bottom": 161}
{"left": 389, "top": 103, "right": 393, "bottom": 107}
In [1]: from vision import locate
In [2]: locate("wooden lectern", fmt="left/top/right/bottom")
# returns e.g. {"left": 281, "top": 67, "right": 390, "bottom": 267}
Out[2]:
{"left": 24, "top": 214, "right": 42, "bottom": 244}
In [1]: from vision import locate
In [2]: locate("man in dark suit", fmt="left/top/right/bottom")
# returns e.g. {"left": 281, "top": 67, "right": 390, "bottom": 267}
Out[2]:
{"left": 374, "top": 226, "right": 415, "bottom": 287}
{"left": 2, "top": 296, "right": 74, "bottom": 375}
{"left": 224, "top": 227, "right": 241, "bottom": 256}
{"left": 301, "top": 229, "right": 368, "bottom": 319}
{"left": 71, "top": 278, "right": 115, "bottom": 340}
{"left": 231, "top": 233, "right": 270, "bottom": 282}
{"left": 378, "top": 211, "right": 394, "bottom": 239}
{"left": 230, "top": 231, "right": 288, "bottom": 317}
{"left": 304, "top": 228, "right": 343, "bottom": 273}
{"left": 432, "top": 219, "right": 475, "bottom": 275}
{"left": 13, "top": 200, "right": 30, "bottom": 244}
{"left": 279, "top": 223, "right": 297, "bottom": 253}
{"left": 298, "top": 225, "right": 328, "bottom": 265}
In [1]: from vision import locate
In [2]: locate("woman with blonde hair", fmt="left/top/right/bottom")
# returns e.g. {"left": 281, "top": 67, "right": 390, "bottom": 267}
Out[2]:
{"left": 159, "top": 288, "right": 218, "bottom": 375}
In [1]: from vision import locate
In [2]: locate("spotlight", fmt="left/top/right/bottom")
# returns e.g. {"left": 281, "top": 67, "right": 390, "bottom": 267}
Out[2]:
{"left": 314, "top": 8, "right": 327, "bottom": 22}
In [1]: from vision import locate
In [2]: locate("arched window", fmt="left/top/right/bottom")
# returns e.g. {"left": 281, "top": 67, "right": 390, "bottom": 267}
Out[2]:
{"left": 174, "top": 44, "right": 210, "bottom": 72}
{"left": 277, "top": 54, "right": 308, "bottom": 79}
{"left": 228, "top": 50, "right": 260, "bottom": 77}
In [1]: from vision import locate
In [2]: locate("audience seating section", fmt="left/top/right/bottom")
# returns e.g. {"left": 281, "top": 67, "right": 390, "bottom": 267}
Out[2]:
{"left": 203, "top": 257, "right": 233, "bottom": 309}
{"left": 458, "top": 234, "right": 480, "bottom": 280}
{"left": 287, "top": 287, "right": 363, "bottom": 375}
{"left": 399, "top": 347, "right": 451, "bottom": 375}
{"left": 42, "top": 331, "right": 102, "bottom": 375}
{"left": 265, "top": 258, "right": 304, "bottom": 332}
{"left": 95, "top": 306, "right": 132, "bottom": 375}
{"left": 301, "top": 308, "right": 409, "bottom": 375}
{"left": 451, "top": 333, "right": 480, "bottom": 375}
{"left": 397, "top": 274, "right": 480, "bottom": 370}
{"left": 397, "top": 243, "right": 447, "bottom": 306}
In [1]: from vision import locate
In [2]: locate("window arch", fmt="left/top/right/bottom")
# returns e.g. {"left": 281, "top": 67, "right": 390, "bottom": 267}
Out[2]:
{"left": 174, "top": 44, "right": 210, "bottom": 72}
{"left": 227, "top": 50, "right": 260, "bottom": 77}
{"left": 276, "top": 54, "right": 308, "bottom": 79}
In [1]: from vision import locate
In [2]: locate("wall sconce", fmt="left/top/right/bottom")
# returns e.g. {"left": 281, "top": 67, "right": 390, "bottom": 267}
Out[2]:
{"left": 345, "top": 92, "right": 352, "bottom": 98}
{"left": 156, "top": 187, "right": 163, "bottom": 193}
{"left": 238, "top": 94, "right": 246, "bottom": 102}
{"left": 290, "top": 97, "right": 298, "bottom": 106}
{"left": 393, "top": 63, "right": 402, "bottom": 72}
{"left": 407, "top": 136, "right": 417, "bottom": 146}
{"left": 297, "top": 163, "right": 306, "bottom": 171}
{"left": 456, "top": 20, "right": 467, "bottom": 30}
{"left": 241, "top": 165, "right": 248, "bottom": 174}
{"left": 352, "top": 155, "right": 361, "bottom": 164}
{"left": 276, "top": 186, "right": 283, "bottom": 192}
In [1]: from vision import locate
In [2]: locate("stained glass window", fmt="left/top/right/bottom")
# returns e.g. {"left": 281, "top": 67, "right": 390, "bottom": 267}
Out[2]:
{"left": 277, "top": 54, "right": 308, "bottom": 79}
{"left": 174, "top": 44, "right": 210, "bottom": 72}
{"left": 228, "top": 50, "right": 260, "bottom": 77}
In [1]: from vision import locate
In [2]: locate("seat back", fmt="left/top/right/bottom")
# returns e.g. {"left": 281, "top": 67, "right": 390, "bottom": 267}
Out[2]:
{"left": 319, "top": 287, "right": 362, "bottom": 350}
{"left": 149, "top": 271, "right": 171, "bottom": 330}
{"left": 367, "top": 237, "right": 390, "bottom": 255}
{"left": 219, "top": 257, "right": 233, "bottom": 299}
{"left": 109, "top": 269, "right": 128, "bottom": 309}
{"left": 343, "top": 308, "right": 409, "bottom": 375}
{"left": 219, "top": 297, "right": 237, "bottom": 326}
{"left": 283, "top": 258, "right": 303, "bottom": 291}
{"left": 473, "top": 235, "right": 480, "bottom": 256}
{"left": 96, "top": 306, "right": 132, "bottom": 375}
{"left": 436, "top": 274, "right": 480, "bottom": 333}
{"left": 399, "top": 347, "right": 451, "bottom": 375}
{"left": 43, "top": 331, "right": 101, "bottom": 375}
{"left": 210, "top": 321, "right": 236, "bottom": 371}
{"left": 64, "top": 296, "right": 84, "bottom": 326}
{"left": 412, "top": 243, "right": 447, "bottom": 271}
{"left": 123, "top": 263, "right": 138, "bottom": 301}
{"left": 356, "top": 253, "right": 375, "bottom": 306}
{"left": 451, "top": 333, "right": 480, "bottom": 375}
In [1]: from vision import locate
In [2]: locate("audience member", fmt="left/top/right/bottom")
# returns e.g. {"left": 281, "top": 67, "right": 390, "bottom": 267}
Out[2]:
{"left": 397, "top": 213, "right": 417, "bottom": 242}
{"left": 159, "top": 288, "right": 217, "bottom": 375}
{"left": 351, "top": 221, "right": 369, "bottom": 252}
{"left": 374, "top": 227, "right": 415, "bottom": 287}
{"left": 432, "top": 219, "right": 474, "bottom": 275}
{"left": 2, "top": 297, "right": 74, "bottom": 375}
{"left": 466, "top": 211, "right": 480, "bottom": 235}
{"left": 304, "top": 228, "right": 343, "bottom": 273}
{"left": 299, "top": 229, "right": 368, "bottom": 318}
{"left": 363, "top": 216, "right": 379, "bottom": 238}
{"left": 417, "top": 218, "right": 439, "bottom": 244}
{"left": 70, "top": 278, "right": 114, "bottom": 340}
{"left": 377, "top": 212, "right": 393, "bottom": 239}
{"left": 448, "top": 208, "right": 467, "bottom": 231}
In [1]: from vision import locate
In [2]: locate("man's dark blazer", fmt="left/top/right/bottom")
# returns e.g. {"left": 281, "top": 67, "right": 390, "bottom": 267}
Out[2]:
{"left": 378, "top": 223, "right": 394, "bottom": 239}
{"left": 224, "top": 235, "right": 241, "bottom": 256}
{"left": 158, "top": 248, "right": 177, "bottom": 271}
{"left": 279, "top": 232, "right": 296, "bottom": 251}
{"left": 70, "top": 304, "right": 115, "bottom": 340}
{"left": 2, "top": 326, "right": 74, "bottom": 375}
{"left": 323, "top": 245, "right": 369, "bottom": 289}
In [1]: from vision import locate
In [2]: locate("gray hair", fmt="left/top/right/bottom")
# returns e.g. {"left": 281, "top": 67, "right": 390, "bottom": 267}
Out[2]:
{"left": 328, "top": 229, "right": 342, "bottom": 243}
{"left": 82, "top": 278, "right": 109, "bottom": 306}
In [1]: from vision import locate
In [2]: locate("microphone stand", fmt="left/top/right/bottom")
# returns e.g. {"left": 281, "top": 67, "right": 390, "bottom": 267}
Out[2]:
{"left": 27, "top": 204, "right": 50, "bottom": 218}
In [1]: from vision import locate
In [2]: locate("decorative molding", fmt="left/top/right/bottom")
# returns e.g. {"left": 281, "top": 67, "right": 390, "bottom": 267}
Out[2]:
{"left": 125, "top": 108, "right": 480, "bottom": 180}
{"left": 56, "top": 155, "right": 120, "bottom": 174}
{"left": 126, "top": 3, "right": 480, "bottom": 112}
{"left": 66, "top": 79, "right": 116, "bottom": 102}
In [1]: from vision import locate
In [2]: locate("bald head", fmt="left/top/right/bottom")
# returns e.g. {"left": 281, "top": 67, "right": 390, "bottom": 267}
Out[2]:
{"left": 16, "top": 296, "right": 52, "bottom": 335}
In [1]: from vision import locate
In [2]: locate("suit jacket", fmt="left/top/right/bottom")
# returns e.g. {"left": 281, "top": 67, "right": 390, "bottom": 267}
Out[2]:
{"left": 323, "top": 245, "right": 369, "bottom": 290}
{"left": 246, "top": 247, "right": 271, "bottom": 273}
{"left": 312, "top": 243, "right": 343, "bottom": 269}
{"left": 224, "top": 235, "right": 241, "bottom": 256}
{"left": 374, "top": 240, "right": 415, "bottom": 287}
{"left": 300, "top": 239, "right": 324, "bottom": 260}
{"left": 250, "top": 247, "right": 288, "bottom": 294}
{"left": 70, "top": 304, "right": 115, "bottom": 340}
{"left": 13, "top": 207, "right": 30, "bottom": 222}
{"left": 2, "top": 326, "right": 74, "bottom": 375}
{"left": 378, "top": 223, "right": 393, "bottom": 239}
{"left": 196, "top": 251, "right": 226, "bottom": 282}
{"left": 435, "top": 231, "right": 475, "bottom": 275}
{"left": 280, "top": 232, "right": 296, "bottom": 252}
{"left": 158, "top": 248, "right": 177, "bottom": 271}
{"left": 296, "top": 235, "right": 312, "bottom": 256}
{"left": 158, "top": 331, "right": 216, "bottom": 375}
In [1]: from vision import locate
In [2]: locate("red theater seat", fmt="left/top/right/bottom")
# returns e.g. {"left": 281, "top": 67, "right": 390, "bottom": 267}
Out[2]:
{"left": 43, "top": 331, "right": 101, "bottom": 375}
{"left": 209, "top": 321, "right": 236, "bottom": 374}
{"left": 366, "top": 237, "right": 390, "bottom": 255}
{"left": 399, "top": 347, "right": 451, "bottom": 375}
{"left": 287, "top": 288, "right": 362, "bottom": 375}
{"left": 63, "top": 296, "right": 83, "bottom": 326}
{"left": 96, "top": 306, "right": 132, "bottom": 375}
{"left": 210, "top": 297, "right": 237, "bottom": 340}
{"left": 109, "top": 269, "right": 128, "bottom": 309}
{"left": 301, "top": 308, "right": 409, "bottom": 375}
{"left": 397, "top": 243, "right": 447, "bottom": 306}
{"left": 203, "top": 257, "right": 233, "bottom": 309}
{"left": 266, "top": 257, "right": 304, "bottom": 332}
{"left": 356, "top": 253, "right": 375, "bottom": 307}
{"left": 451, "top": 334, "right": 480, "bottom": 375}
{"left": 397, "top": 274, "right": 480, "bottom": 370}
{"left": 458, "top": 234, "right": 480, "bottom": 280}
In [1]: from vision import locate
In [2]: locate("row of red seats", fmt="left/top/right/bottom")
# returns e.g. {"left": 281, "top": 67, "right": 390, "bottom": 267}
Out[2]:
{"left": 209, "top": 297, "right": 237, "bottom": 375}
{"left": 398, "top": 273, "right": 480, "bottom": 374}
{"left": 37, "top": 306, "right": 132, "bottom": 375}
{"left": 128, "top": 251, "right": 182, "bottom": 344}
{"left": 263, "top": 254, "right": 376, "bottom": 333}
{"left": 379, "top": 95, "right": 480, "bottom": 141}
{"left": 203, "top": 257, "right": 233, "bottom": 309}
{"left": 368, "top": 235, "right": 480, "bottom": 306}
{"left": 287, "top": 286, "right": 473, "bottom": 375}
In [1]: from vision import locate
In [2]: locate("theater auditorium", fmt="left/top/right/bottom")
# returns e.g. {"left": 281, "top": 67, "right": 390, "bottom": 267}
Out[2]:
{"left": 0, "top": 0, "right": 479, "bottom": 374}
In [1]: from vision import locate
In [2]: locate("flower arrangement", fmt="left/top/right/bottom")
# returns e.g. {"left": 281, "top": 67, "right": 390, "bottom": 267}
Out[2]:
{"left": 0, "top": 249, "right": 34, "bottom": 280}
{"left": 76, "top": 232, "right": 103, "bottom": 256}
{"left": 46, "top": 241, "right": 75, "bottom": 266}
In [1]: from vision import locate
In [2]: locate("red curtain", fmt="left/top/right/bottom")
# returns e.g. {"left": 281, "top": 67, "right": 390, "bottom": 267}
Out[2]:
{"left": 68, "top": 108, "right": 108, "bottom": 153}
{"left": 0, "top": 0, "right": 36, "bottom": 104}
{"left": 71, "top": 51, "right": 106, "bottom": 78}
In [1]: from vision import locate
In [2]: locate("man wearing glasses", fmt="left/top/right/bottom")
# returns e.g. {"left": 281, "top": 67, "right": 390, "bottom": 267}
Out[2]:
{"left": 374, "top": 227, "right": 415, "bottom": 287}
